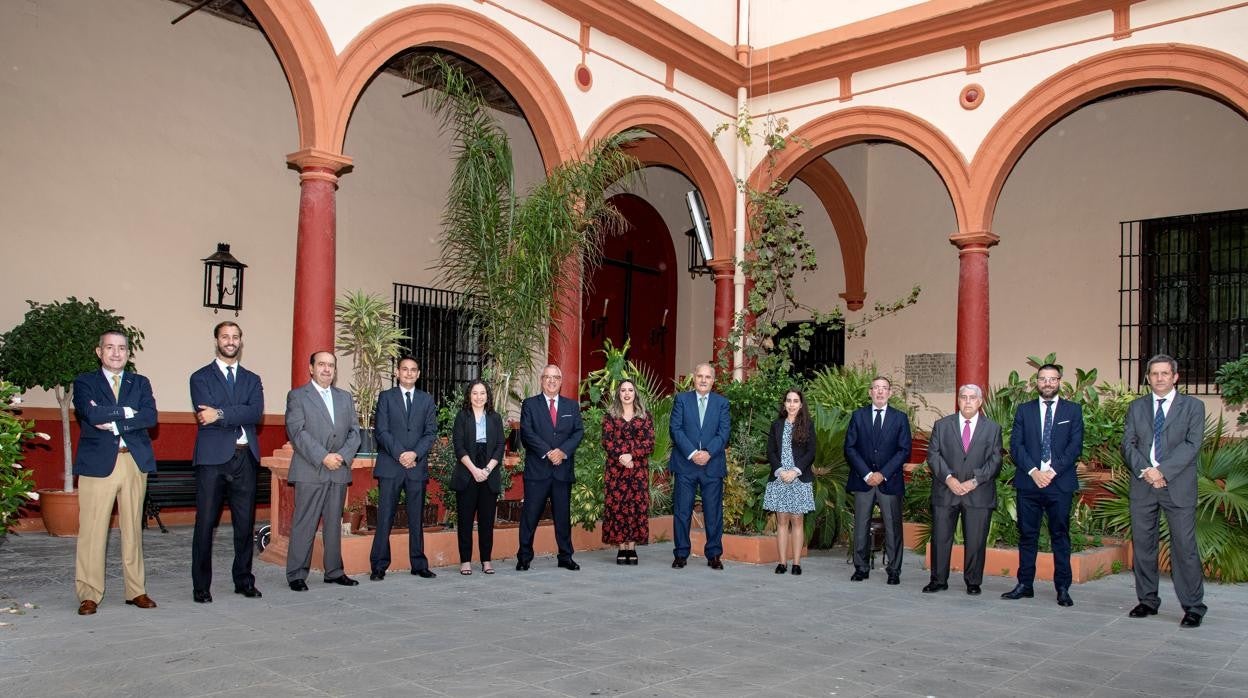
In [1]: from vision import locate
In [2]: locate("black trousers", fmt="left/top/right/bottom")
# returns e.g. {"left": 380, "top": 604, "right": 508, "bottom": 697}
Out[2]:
{"left": 191, "top": 448, "right": 257, "bottom": 592}
{"left": 369, "top": 476, "right": 428, "bottom": 572}
{"left": 518, "top": 478, "right": 573, "bottom": 563}
{"left": 456, "top": 479, "right": 497, "bottom": 563}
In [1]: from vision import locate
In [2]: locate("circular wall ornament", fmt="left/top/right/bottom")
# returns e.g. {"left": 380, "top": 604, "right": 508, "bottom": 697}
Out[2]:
{"left": 960, "top": 83, "right": 984, "bottom": 110}
{"left": 575, "top": 63, "right": 593, "bottom": 91}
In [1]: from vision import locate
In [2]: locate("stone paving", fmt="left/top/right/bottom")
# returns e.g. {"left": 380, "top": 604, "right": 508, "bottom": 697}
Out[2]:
{"left": 1, "top": 525, "right": 1247, "bottom": 697}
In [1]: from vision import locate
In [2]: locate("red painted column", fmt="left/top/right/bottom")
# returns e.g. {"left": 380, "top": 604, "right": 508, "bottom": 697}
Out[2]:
{"left": 711, "top": 260, "right": 735, "bottom": 366}
{"left": 547, "top": 254, "right": 582, "bottom": 399}
{"left": 950, "top": 230, "right": 1000, "bottom": 395}
{"left": 287, "top": 149, "right": 353, "bottom": 389}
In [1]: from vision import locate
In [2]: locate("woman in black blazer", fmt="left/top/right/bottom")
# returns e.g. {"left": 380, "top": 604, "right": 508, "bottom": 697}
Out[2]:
{"left": 762, "top": 389, "right": 817, "bottom": 575}
{"left": 451, "top": 380, "right": 505, "bottom": 575}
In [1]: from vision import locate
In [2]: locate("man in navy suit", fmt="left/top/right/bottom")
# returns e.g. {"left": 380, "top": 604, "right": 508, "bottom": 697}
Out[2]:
{"left": 844, "top": 376, "right": 912, "bottom": 584}
{"left": 369, "top": 356, "right": 438, "bottom": 580}
{"left": 189, "top": 321, "right": 265, "bottom": 603}
{"left": 669, "top": 362, "right": 731, "bottom": 569}
{"left": 1002, "top": 363, "right": 1084, "bottom": 606}
{"left": 517, "top": 364, "right": 584, "bottom": 570}
{"left": 72, "top": 330, "right": 158, "bottom": 615}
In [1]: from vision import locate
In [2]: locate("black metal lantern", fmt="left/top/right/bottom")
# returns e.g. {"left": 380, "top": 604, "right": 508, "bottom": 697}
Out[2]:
{"left": 202, "top": 243, "right": 247, "bottom": 315}
{"left": 685, "top": 227, "right": 713, "bottom": 278}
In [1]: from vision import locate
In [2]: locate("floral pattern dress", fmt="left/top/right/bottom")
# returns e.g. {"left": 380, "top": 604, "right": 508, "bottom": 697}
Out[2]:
{"left": 601, "top": 413, "right": 655, "bottom": 544}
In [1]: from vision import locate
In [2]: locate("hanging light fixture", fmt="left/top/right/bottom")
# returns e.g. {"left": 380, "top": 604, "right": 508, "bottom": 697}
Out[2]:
{"left": 202, "top": 243, "right": 247, "bottom": 315}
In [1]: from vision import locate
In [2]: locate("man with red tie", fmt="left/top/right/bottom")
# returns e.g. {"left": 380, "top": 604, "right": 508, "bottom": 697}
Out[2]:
{"left": 516, "top": 364, "right": 584, "bottom": 571}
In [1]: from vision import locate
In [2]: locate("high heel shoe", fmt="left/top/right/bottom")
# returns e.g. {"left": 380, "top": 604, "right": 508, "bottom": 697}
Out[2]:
{"left": 616, "top": 549, "right": 628, "bottom": 565}
{"left": 790, "top": 564, "right": 803, "bottom": 575}
{"left": 626, "top": 549, "right": 638, "bottom": 565}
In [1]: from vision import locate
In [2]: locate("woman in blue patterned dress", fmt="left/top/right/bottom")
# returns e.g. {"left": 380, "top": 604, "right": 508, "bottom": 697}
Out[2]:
{"left": 762, "top": 389, "right": 816, "bottom": 575}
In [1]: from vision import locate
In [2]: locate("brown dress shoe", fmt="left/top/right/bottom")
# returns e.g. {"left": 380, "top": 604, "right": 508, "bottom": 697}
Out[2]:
{"left": 77, "top": 600, "right": 98, "bottom": 615}
{"left": 125, "top": 594, "right": 157, "bottom": 609}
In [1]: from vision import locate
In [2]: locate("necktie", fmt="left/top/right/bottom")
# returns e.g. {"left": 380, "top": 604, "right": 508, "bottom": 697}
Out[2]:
{"left": 405, "top": 390, "right": 412, "bottom": 418}
{"left": 1040, "top": 400, "right": 1054, "bottom": 463}
{"left": 698, "top": 395, "right": 707, "bottom": 427}
{"left": 549, "top": 398, "right": 558, "bottom": 427}
{"left": 111, "top": 373, "right": 121, "bottom": 400}
{"left": 961, "top": 419, "right": 971, "bottom": 452}
{"left": 226, "top": 365, "right": 236, "bottom": 395}
{"left": 322, "top": 388, "right": 335, "bottom": 424}
{"left": 873, "top": 409, "right": 883, "bottom": 434}
{"left": 1153, "top": 398, "right": 1166, "bottom": 462}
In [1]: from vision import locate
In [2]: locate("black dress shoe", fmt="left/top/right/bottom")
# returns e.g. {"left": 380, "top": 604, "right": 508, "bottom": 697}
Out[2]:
{"left": 922, "top": 582, "right": 948, "bottom": 593}
{"left": 558, "top": 559, "right": 581, "bottom": 571}
{"left": 886, "top": 573, "right": 900, "bottom": 585}
{"left": 672, "top": 557, "right": 687, "bottom": 569}
{"left": 850, "top": 570, "right": 869, "bottom": 581}
{"left": 324, "top": 575, "right": 359, "bottom": 586}
{"left": 1180, "top": 611, "right": 1203, "bottom": 628}
{"left": 1056, "top": 589, "right": 1073, "bottom": 607}
{"left": 193, "top": 590, "right": 213, "bottom": 603}
{"left": 289, "top": 580, "right": 309, "bottom": 592}
{"left": 516, "top": 560, "right": 530, "bottom": 571}
{"left": 369, "top": 571, "right": 385, "bottom": 581}
{"left": 412, "top": 569, "right": 436, "bottom": 578}
{"left": 790, "top": 564, "right": 802, "bottom": 576}
{"left": 966, "top": 584, "right": 982, "bottom": 595}
{"left": 234, "top": 586, "right": 263, "bottom": 598}
{"left": 1128, "top": 602, "right": 1158, "bottom": 618}
{"left": 707, "top": 556, "right": 724, "bottom": 570}
{"left": 1001, "top": 584, "right": 1034, "bottom": 599}
{"left": 775, "top": 563, "right": 787, "bottom": 574}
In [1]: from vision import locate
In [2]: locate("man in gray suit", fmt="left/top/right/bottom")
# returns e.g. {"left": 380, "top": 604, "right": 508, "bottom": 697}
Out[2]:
{"left": 285, "top": 351, "right": 361, "bottom": 590}
{"left": 924, "top": 384, "right": 1002, "bottom": 595}
{"left": 1123, "top": 354, "right": 1206, "bottom": 627}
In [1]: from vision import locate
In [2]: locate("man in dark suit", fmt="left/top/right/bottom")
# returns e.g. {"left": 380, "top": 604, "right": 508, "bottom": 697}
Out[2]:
{"left": 669, "top": 362, "right": 732, "bottom": 570}
{"left": 924, "top": 383, "right": 1002, "bottom": 595}
{"left": 189, "top": 321, "right": 265, "bottom": 603}
{"left": 1002, "top": 363, "right": 1083, "bottom": 607}
{"left": 844, "top": 376, "right": 912, "bottom": 584}
{"left": 1123, "top": 354, "right": 1206, "bottom": 628}
{"left": 72, "top": 330, "right": 158, "bottom": 615}
{"left": 369, "top": 356, "right": 438, "bottom": 580}
{"left": 285, "top": 351, "right": 361, "bottom": 590}
{"left": 517, "top": 364, "right": 584, "bottom": 570}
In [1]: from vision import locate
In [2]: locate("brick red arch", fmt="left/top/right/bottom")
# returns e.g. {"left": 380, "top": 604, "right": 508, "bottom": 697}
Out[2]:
{"left": 794, "top": 159, "right": 867, "bottom": 310}
{"left": 243, "top": 0, "right": 337, "bottom": 152}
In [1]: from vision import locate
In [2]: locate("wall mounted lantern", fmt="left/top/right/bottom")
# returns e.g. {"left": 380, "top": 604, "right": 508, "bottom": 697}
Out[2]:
{"left": 202, "top": 243, "right": 247, "bottom": 315}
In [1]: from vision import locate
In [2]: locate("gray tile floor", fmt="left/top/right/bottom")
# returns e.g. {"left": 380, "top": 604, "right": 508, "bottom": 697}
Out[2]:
{"left": 1, "top": 526, "right": 1246, "bottom": 697}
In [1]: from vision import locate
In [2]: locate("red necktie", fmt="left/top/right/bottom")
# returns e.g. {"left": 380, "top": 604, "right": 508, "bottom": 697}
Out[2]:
{"left": 549, "top": 398, "right": 558, "bottom": 427}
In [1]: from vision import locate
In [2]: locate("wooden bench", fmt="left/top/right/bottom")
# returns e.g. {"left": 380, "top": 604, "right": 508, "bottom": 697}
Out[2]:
{"left": 144, "top": 459, "right": 272, "bottom": 533}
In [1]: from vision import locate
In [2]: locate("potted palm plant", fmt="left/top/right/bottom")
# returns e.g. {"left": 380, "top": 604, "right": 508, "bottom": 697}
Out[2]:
{"left": 0, "top": 297, "right": 144, "bottom": 535}
{"left": 334, "top": 290, "right": 408, "bottom": 455}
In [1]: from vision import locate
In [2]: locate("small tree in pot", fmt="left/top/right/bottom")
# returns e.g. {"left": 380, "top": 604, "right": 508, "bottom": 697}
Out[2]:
{"left": 335, "top": 290, "right": 408, "bottom": 453}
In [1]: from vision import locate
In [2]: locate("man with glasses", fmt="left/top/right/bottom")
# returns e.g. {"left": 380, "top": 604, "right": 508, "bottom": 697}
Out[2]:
{"left": 1001, "top": 364, "right": 1083, "bottom": 607}
{"left": 517, "top": 364, "right": 584, "bottom": 570}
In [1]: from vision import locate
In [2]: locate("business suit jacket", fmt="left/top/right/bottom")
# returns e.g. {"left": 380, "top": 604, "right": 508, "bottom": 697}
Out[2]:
{"left": 451, "top": 409, "right": 505, "bottom": 493}
{"left": 844, "top": 405, "right": 912, "bottom": 495}
{"left": 519, "top": 394, "right": 583, "bottom": 482}
{"left": 766, "top": 417, "right": 815, "bottom": 483}
{"left": 668, "top": 390, "right": 731, "bottom": 478}
{"left": 1010, "top": 398, "right": 1083, "bottom": 494}
{"left": 373, "top": 386, "right": 437, "bottom": 482}
{"left": 285, "top": 382, "right": 360, "bottom": 484}
{"left": 1123, "top": 392, "right": 1204, "bottom": 507}
{"left": 72, "top": 370, "right": 158, "bottom": 476}
{"left": 927, "top": 413, "right": 1003, "bottom": 509}
{"left": 190, "top": 362, "right": 264, "bottom": 465}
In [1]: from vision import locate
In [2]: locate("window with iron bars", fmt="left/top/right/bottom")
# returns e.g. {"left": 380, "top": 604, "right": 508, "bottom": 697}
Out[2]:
{"left": 1119, "top": 208, "right": 1248, "bottom": 394}
{"left": 392, "top": 283, "right": 484, "bottom": 406}
{"left": 774, "top": 321, "right": 845, "bottom": 379}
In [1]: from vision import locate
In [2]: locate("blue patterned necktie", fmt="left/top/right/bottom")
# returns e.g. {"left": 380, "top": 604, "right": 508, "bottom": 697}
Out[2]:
{"left": 1153, "top": 398, "right": 1166, "bottom": 462}
{"left": 1040, "top": 400, "right": 1054, "bottom": 463}
{"left": 226, "top": 365, "right": 236, "bottom": 395}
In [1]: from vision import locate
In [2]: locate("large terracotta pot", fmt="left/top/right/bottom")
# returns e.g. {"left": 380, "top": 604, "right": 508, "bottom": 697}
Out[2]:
{"left": 38, "top": 489, "right": 80, "bottom": 537}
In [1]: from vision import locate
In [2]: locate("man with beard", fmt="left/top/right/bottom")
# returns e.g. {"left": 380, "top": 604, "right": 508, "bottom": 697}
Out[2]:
{"left": 1001, "top": 364, "right": 1083, "bottom": 607}
{"left": 190, "top": 321, "right": 265, "bottom": 603}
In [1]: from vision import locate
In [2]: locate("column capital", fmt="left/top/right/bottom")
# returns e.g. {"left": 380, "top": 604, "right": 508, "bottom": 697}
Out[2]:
{"left": 838, "top": 291, "right": 866, "bottom": 311}
{"left": 949, "top": 229, "right": 1000, "bottom": 253}
{"left": 709, "top": 258, "right": 736, "bottom": 279}
{"left": 286, "top": 148, "right": 353, "bottom": 178}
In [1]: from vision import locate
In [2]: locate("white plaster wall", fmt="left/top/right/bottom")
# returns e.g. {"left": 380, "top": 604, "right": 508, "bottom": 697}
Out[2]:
{"left": 0, "top": 0, "right": 299, "bottom": 414}
{"left": 652, "top": 0, "right": 739, "bottom": 45}
{"left": 747, "top": 0, "right": 929, "bottom": 47}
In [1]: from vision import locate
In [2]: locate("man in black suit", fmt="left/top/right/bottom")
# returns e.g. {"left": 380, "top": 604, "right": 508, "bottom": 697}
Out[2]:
{"left": 190, "top": 321, "right": 265, "bottom": 603}
{"left": 1002, "top": 363, "right": 1083, "bottom": 607}
{"left": 1123, "top": 354, "right": 1206, "bottom": 628}
{"left": 924, "top": 384, "right": 1002, "bottom": 595}
{"left": 369, "top": 356, "right": 438, "bottom": 580}
{"left": 844, "top": 376, "right": 911, "bottom": 584}
{"left": 516, "top": 364, "right": 584, "bottom": 571}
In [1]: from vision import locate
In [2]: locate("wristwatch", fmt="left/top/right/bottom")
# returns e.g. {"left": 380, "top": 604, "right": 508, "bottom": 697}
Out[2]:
{"left": 216, "top": 408, "right": 224, "bottom": 421}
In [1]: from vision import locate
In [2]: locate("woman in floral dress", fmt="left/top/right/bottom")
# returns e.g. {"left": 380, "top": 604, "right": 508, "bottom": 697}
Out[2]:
{"left": 763, "top": 389, "right": 816, "bottom": 575}
{"left": 601, "top": 380, "right": 654, "bottom": 565}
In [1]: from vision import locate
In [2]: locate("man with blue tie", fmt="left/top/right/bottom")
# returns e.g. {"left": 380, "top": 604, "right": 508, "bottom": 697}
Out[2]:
{"left": 669, "top": 362, "right": 731, "bottom": 570}
{"left": 1123, "top": 354, "right": 1206, "bottom": 628}
{"left": 844, "top": 376, "right": 912, "bottom": 584}
{"left": 72, "top": 330, "right": 158, "bottom": 615}
{"left": 369, "top": 356, "right": 438, "bottom": 580}
{"left": 517, "top": 364, "right": 584, "bottom": 571}
{"left": 1002, "top": 363, "right": 1083, "bottom": 606}
{"left": 190, "top": 321, "right": 265, "bottom": 603}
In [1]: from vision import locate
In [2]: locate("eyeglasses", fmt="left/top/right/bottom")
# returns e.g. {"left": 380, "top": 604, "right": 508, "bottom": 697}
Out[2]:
{"left": 1036, "top": 377, "right": 1061, "bottom": 384}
